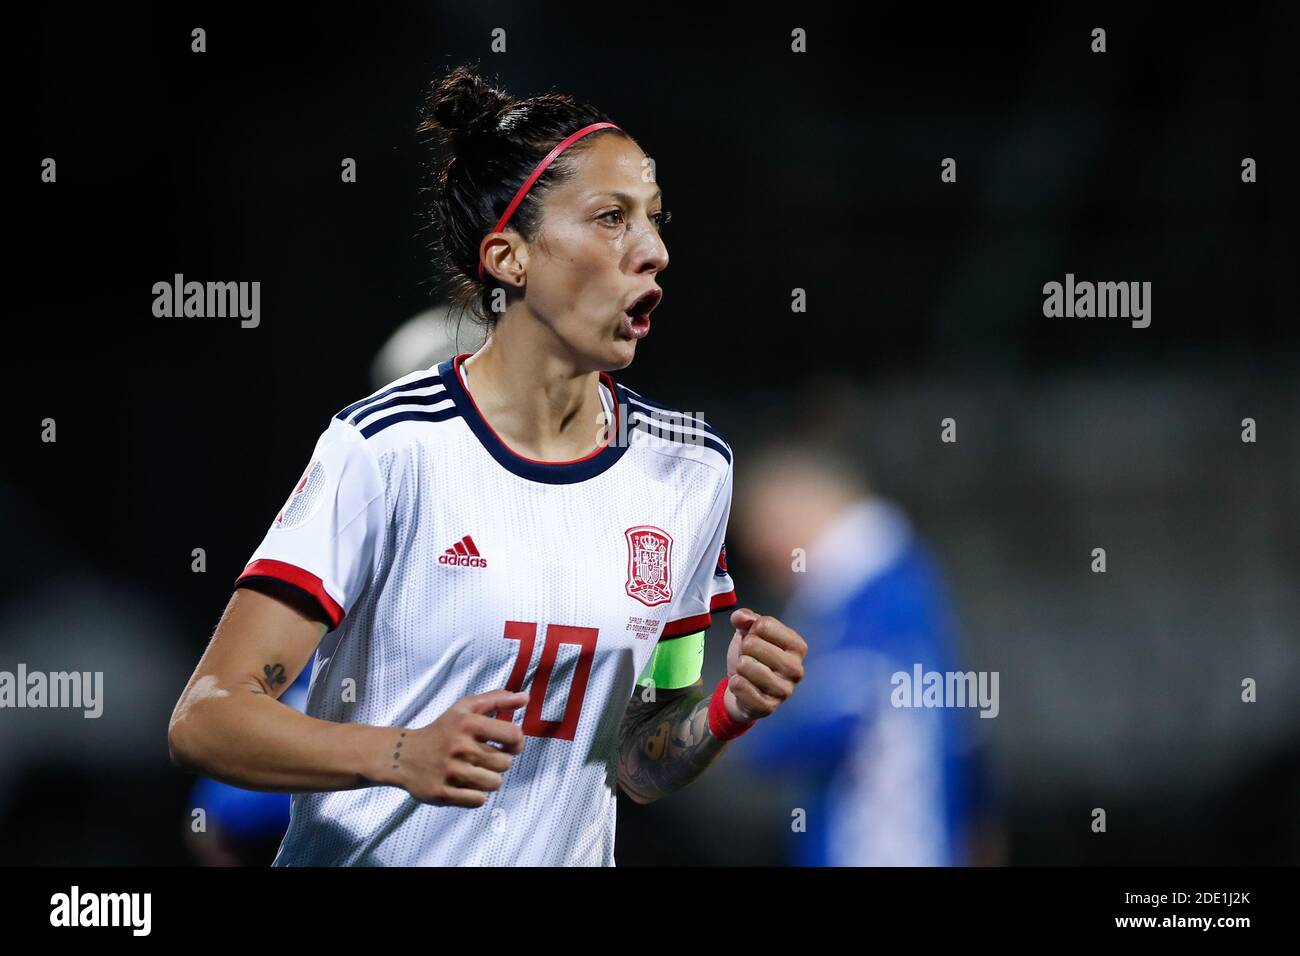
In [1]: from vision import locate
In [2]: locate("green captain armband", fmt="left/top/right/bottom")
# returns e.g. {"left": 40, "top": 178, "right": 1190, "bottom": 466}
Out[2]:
{"left": 635, "top": 630, "right": 706, "bottom": 690}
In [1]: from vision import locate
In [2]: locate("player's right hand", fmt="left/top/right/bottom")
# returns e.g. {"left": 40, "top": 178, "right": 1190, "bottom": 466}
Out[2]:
{"left": 395, "top": 689, "right": 528, "bottom": 808}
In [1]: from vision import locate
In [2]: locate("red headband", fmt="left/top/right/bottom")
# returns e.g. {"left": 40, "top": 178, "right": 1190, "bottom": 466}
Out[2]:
{"left": 477, "top": 121, "right": 622, "bottom": 281}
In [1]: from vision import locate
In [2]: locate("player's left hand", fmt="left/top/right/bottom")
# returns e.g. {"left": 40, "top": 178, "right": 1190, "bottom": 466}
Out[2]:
{"left": 723, "top": 608, "right": 807, "bottom": 723}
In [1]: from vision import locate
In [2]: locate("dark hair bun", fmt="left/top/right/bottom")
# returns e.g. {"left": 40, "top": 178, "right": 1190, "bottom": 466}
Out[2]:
{"left": 421, "top": 63, "right": 621, "bottom": 323}
{"left": 425, "top": 65, "right": 513, "bottom": 142}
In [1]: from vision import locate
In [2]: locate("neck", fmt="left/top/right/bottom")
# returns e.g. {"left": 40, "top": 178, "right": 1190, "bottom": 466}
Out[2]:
{"left": 461, "top": 327, "right": 607, "bottom": 462}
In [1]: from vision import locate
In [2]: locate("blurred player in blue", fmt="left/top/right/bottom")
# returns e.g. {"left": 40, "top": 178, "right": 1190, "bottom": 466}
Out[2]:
{"left": 732, "top": 420, "right": 1001, "bottom": 866}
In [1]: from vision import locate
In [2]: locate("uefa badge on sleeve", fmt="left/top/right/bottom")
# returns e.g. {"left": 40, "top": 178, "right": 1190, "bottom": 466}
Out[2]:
{"left": 274, "top": 459, "right": 328, "bottom": 530}
{"left": 624, "top": 525, "right": 673, "bottom": 607}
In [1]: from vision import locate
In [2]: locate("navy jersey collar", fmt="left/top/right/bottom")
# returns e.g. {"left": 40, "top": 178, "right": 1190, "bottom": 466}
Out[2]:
{"left": 437, "top": 353, "right": 629, "bottom": 484}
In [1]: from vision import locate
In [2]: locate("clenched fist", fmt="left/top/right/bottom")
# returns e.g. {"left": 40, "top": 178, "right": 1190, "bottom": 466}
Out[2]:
{"left": 723, "top": 608, "right": 807, "bottom": 723}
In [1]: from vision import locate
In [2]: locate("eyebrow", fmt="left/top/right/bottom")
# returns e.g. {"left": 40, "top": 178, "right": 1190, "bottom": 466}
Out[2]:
{"left": 592, "top": 188, "right": 664, "bottom": 206}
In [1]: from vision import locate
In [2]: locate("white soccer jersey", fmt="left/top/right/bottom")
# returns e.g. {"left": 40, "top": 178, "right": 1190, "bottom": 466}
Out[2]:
{"left": 233, "top": 352, "right": 737, "bottom": 866}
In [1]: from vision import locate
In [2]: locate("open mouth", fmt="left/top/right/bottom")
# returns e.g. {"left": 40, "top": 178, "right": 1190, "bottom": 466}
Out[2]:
{"left": 620, "top": 288, "right": 662, "bottom": 340}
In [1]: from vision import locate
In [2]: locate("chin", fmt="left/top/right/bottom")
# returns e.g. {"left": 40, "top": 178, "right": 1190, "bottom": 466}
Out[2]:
{"left": 572, "top": 332, "right": 637, "bottom": 373}
{"left": 607, "top": 339, "right": 638, "bottom": 370}
{"left": 581, "top": 337, "right": 636, "bottom": 372}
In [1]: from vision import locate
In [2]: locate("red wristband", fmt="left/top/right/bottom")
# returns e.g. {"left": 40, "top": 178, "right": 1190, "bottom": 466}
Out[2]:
{"left": 708, "top": 676, "right": 755, "bottom": 741}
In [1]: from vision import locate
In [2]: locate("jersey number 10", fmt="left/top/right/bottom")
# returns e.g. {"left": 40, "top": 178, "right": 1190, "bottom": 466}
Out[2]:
{"left": 496, "top": 621, "right": 598, "bottom": 741}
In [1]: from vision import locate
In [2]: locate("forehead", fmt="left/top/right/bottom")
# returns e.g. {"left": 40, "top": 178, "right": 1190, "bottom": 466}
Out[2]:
{"left": 554, "top": 134, "right": 658, "bottom": 199}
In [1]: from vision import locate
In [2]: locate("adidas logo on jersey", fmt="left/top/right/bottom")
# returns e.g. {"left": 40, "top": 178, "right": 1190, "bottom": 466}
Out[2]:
{"left": 439, "top": 535, "right": 487, "bottom": 568}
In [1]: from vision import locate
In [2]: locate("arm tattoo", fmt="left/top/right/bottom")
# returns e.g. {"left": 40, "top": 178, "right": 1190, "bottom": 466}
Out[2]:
{"left": 617, "top": 679, "right": 727, "bottom": 804}
{"left": 248, "top": 662, "right": 289, "bottom": 696}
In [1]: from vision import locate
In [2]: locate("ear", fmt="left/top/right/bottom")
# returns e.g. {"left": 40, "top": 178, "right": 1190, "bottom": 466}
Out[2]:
{"left": 479, "top": 233, "right": 527, "bottom": 287}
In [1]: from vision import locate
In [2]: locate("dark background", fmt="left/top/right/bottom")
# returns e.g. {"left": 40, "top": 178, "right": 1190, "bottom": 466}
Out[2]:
{"left": 4, "top": 3, "right": 1297, "bottom": 864}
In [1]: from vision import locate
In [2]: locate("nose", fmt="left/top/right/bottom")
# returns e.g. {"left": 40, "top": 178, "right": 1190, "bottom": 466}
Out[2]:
{"left": 629, "top": 216, "right": 669, "bottom": 275}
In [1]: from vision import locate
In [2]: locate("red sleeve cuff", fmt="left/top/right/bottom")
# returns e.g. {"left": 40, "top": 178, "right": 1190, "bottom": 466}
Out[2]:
{"left": 234, "top": 558, "right": 345, "bottom": 629}
{"left": 710, "top": 588, "right": 737, "bottom": 611}
{"left": 660, "top": 590, "right": 738, "bottom": 639}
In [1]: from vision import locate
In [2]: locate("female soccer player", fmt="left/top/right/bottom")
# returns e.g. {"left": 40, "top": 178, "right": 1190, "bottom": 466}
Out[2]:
{"left": 168, "top": 65, "right": 807, "bottom": 866}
